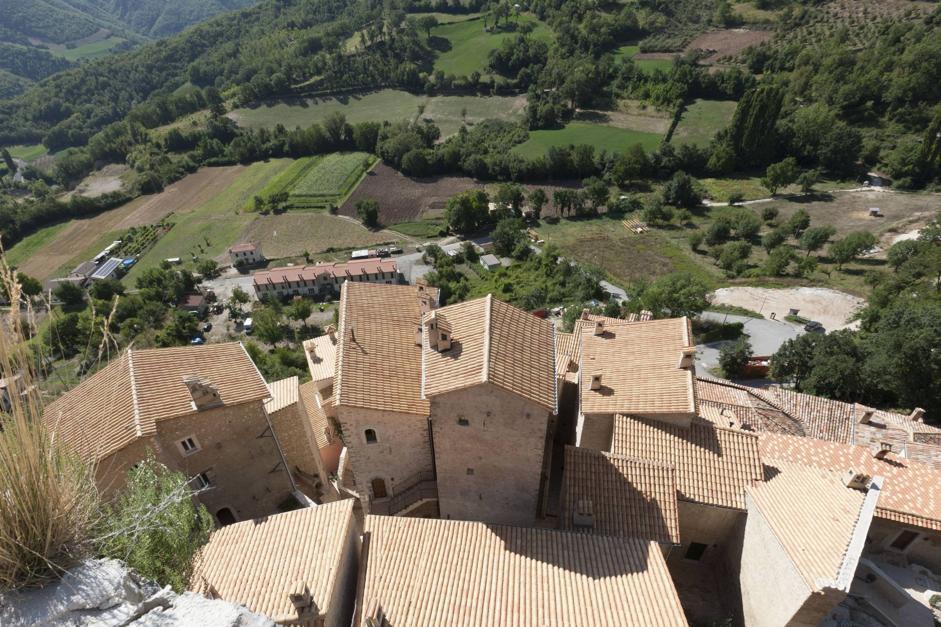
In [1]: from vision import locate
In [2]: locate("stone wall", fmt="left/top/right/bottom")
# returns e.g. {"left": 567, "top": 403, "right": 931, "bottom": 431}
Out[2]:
{"left": 155, "top": 400, "right": 295, "bottom": 523}
{"left": 270, "top": 401, "right": 329, "bottom": 496}
{"left": 336, "top": 406, "right": 433, "bottom": 508}
{"left": 431, "top": 383, "right": 550, "bottom": 526}
{"left": 577, "top": 413, "right": 613, "bottom": 450}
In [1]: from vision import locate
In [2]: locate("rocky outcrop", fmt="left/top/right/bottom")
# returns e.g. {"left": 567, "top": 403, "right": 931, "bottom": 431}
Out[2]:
{"left": 0, "top": 559, "right": 274, "bottom": 626}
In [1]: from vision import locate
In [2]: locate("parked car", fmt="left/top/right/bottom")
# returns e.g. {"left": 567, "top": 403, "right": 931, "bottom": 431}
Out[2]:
{"left": 190, "top": 337, "right": 205, "bottom": 345}
{"left": 803, "top": 321, "right": 825, "bottom": 334}
{"left": 202, "top": 322, "right": 213, "bottom": 333}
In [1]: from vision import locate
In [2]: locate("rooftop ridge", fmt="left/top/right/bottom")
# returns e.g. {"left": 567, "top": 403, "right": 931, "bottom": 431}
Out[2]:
{"left": 482, "top": 293, "right": 492, "bottom": 385}
{"left": 126, "top": 349, "right": 143, "bottom": 438}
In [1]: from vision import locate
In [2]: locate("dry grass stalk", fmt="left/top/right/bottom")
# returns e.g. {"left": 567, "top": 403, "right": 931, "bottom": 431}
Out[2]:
{"left": 0, "top": 257, "right": 99, "bottom": 591}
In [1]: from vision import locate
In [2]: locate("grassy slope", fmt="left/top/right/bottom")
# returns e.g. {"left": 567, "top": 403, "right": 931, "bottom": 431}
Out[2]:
{"left": 614, "top": 45, "right": 676, "bottom": 73}
{"left": 7, "top": 144, "right": 48, "bottom": 161}
{"left": 239, "top": 213, "right": 401, "bottom": 260}
{"left": 232, "top": 90, "right": 527, "bottom": 138}
{"left": 5, "top": 223, "right": 68, "bottom": 268}
{"left": 535, "top": 214, "right": 719, "bottom": 289}
{"left": 124, "top": 158, "right": 293, "bottom": 281}
{"left": 671, "top": 99, "right": 737, "bottom": 147}
{"left": 432, "top": 14, "right": 552, "bottom": 77}
{"left": 513, "top": 122, "right": 663, "bottom": 158}
{"left": 51, "top": 37, "right": 127, "bottom": 62}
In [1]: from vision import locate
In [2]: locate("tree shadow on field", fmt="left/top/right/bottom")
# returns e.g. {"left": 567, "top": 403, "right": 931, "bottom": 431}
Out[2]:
{"left": 428, "top": 36, "right": 452, "bottom": 52}
{"left": 790, "top": 192, "right": 834, "bottom": 204}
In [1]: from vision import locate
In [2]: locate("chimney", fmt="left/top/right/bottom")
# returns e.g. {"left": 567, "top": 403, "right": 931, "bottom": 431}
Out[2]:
{"left": 288, "top": 580, "right": 316, "bottom": 621}
{"left": 678, "top": 346, "right": 697, "bottom": 369}
{"left": 590, "top": 373, "right": 603, "bottom": 391}
{"left": 573, "top": 499, "right": 594, "bottom": 529}
{"left": 580, "top": 309, "right": 591, "bottom": 321}
{"left": 841, "top": 470, "right": 871, "bottom": 491}
{"left": 910, "top": 407, "right": 926, "bottom": 423}
{"left": 424, "top": 313, "right": 451, "bottom": 352}
{"left": 593, "top": 319, "right": 605, "bottom": 336}
{"left": 183, "top": 376, "right": 223, "bottom": 411}
{"left": 874, "top": 442, "right": 893, "bottom": 460}
{"left": 415, "top": 325, "right": 423, "bottom": 347}
{"left": 326, "top": 325, "right": 336, "bottom": 343}
{"left": 858, "top": 409, "right": 874, "bottom": 425}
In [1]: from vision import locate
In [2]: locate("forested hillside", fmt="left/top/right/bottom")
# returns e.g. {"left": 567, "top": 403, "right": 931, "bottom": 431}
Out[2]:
{"left": 0, "top": 0, "right": 258, "bottom": 97}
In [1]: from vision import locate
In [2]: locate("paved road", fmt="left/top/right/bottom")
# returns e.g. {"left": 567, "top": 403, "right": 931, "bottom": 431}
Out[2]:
{"left": 694, "top": 312, "right": 802, "bottom": 376}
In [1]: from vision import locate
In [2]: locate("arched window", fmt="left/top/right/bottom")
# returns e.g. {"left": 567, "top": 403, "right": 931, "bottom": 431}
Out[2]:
{"left": 364, "top": 428, "right": 378, "bottom": 444}
{"left": 371, "top": 478, "right": 388, "bottom": 499}
{"left": 216, "top": 507, "right": 237, "bottom": 526}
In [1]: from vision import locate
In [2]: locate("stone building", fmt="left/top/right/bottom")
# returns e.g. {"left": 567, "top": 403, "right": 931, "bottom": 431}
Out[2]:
{"left": 191, "top": 500, "right": 359, "bottom": 627}
{"left": 421, "top": 295, "right": 557, "bottom": 526}
{"left": 252, "top": 259, "right": 400, "bottom": 300}
{"left": 43, "top": 343, "right": 297, "bottom": 524}
{"left": 576, "top": 316, "right": 698, "bottom": 449}
{"left": 265, "top": 376, "right": 331, "bottom": 499}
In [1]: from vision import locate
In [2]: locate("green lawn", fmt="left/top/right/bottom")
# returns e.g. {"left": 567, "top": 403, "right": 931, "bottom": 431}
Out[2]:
{"left": 51, "top": 36, "right": 126, "bottom": 62}
{"left": 512, "top": 122, "right": 663, "bottom": 158}
{"left": 535, "top": 214, "right": 719, "bottom": 289}
{"left": 7, "top": 144, "right": 48, "bottom": 161}
{"left": 671, "top": 99, "right": 737, "bottom": 148}
{"left": 232, "top": 90, "right": 527, "bottom": 138}
{"left": 388, "top": 220, "right": 446, "bottom": 239}
{"left": 233, "top": 90, "right": 424, "bottom": 130}
{"left": 124, "top": 159, "right": 295, "bottom": 282}
{"left": 614, "top": 45, "right": 676, "bottom": 73}
{"left": 5, "top": 223, "right": 68, "bottom": 268}
{"left": 432, "top": 14, "right": 552, "bottom": 77}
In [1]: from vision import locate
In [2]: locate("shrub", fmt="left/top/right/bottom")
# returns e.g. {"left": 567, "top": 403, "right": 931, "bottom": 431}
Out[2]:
{"left": 98, "top": 455, "right": 214, "bottom": 591}
{"left": 761, "top": 206, "right": 779, "bottom": 224}
{"left": 719, "top": 336, "right": 753, "bottom": 379}
{"left": 688, "top": 230, "right": 705, "bottom": 251}
{"left": 728, "top": 192, "right": 745, "bottom": 206}
{"left": 0, "top": 269, "right": 99, "bottom": 590}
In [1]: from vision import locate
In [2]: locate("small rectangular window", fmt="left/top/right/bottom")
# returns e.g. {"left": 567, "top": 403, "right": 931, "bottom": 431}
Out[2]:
{"left": 458, "top": 417, "right": 470, "bottom": 427}
{"left": 179, "top": 436, "right": 200, "bottom": 455}
{"left": 685, "top": 542, "right": 708, "bottom": 561}
{"left": 466, "top": 468, "right": 474, "bottom": 475}
{"left": 890, "top": 530, "right": 919, "bottom": 551}
{"left": 194, "top": 472, "right": 212, "bottom": 489}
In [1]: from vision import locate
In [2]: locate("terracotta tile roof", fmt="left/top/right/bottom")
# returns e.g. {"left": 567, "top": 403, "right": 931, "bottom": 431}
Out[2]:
{"left": 191, "top": 500, "right": 355, "bottom": 623}
{"left": 579, "top": 318, "right": 696, "bottom": 417}
{"left": 229, "top": 242, "right": 258, "bottom": 253}
{"left": 759, "top": 432, "right": 941, "bottom": 531}
{"left": 581, "top": 311, "right": 653, "bottom": 324}
{"left": 561, "top": 446, "right": 680, "bottom": 544}
{"left": 747, "top": 461, "right": 868, "bottom": 590}
{"left": 611, "top": 415, "right": 764, "bottom": 510}
{"left": 253, "top": 259, "right": 398, "bottom": 288}
{"left": 696, "top": 377, "right": 941, "bottom": 463}
{"left": 695, "top": 378, "right": 804, "bottom": 436}
{"left": 360, "top": 515, "right": 688, "bottom": 627}
{"left": 299, "top": 381, "right": 331, "bottom": 450}
{"left": 303, "top": 334, "right": 337, "bottom": 384}
{"left": 44, "top": 343, "right": 269, "bottom": 462}
{"left": 554, "top": 330, "right": 580, "bottom": 382}
{"left": 335, "top": 282, "right": 434, "bottom": 415}
{"left": 422, "top": 296, "right": 556, "bottom": 411}
{"left": 264, "top": 376, "right": 298, "bottom": 414}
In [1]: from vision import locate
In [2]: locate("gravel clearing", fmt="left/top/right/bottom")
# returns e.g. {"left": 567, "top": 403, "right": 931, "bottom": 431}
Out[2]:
{"left": 711, "top": 286, "right": 865, "bottom": 331}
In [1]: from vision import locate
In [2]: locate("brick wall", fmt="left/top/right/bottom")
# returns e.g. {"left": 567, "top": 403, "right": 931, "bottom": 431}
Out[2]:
{"left": 270, "top": 401, "right": 329, "bottom": 494}
{"left": 431, "top": 383, "right": 550, "bottom": 527}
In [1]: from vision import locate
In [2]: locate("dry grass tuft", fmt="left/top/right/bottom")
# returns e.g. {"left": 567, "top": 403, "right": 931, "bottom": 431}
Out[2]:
{"left": 0, "top": 258, "right": 99, "bottom": 591}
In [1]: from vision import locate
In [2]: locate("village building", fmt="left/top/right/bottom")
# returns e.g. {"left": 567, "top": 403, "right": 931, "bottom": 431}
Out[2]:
{"left": 228, "top": 241, "right": 264, "bottom": 266}
{"left": 265, "top": 376, "right": 332, "bottom": 500}
{"left": 576, "top": 316, "right": 698, "bottom": 449}
{"left": 190, "top": 500, "right": 359, "bottom": 627}
{"left": 43, "top": 343, "right": 298, "bottom": 524}
{"left": 300, "top": 331, "right": 344, "bottom": 476}
{"left": 356, "top": 515, "right": 688, "bottom": 626}
{"left": 738, "top": 461, "right": 880, "bottom": 626}
{"left": 697, "top": 376, "right": 941, "bottom": 467}
{"left": 252, "top": 259, "right": 400, "bottom": 300}
{"left": 421, "top": 295, "right": 557, "bottom": 526}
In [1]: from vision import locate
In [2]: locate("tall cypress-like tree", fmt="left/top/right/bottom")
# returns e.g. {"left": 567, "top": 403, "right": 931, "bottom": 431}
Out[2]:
{"left": 729, "top": 85, "right": 784, "bottom": 167}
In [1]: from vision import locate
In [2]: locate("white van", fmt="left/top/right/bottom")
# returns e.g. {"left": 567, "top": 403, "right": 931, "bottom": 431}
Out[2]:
{"left": 243, "top": 317, "right": 253, "bottom": 334}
